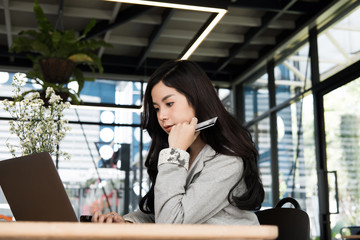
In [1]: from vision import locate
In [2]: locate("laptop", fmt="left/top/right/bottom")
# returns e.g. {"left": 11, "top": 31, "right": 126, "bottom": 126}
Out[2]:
{"left": 0, "top": 152, "right": 78, "bottom": 222}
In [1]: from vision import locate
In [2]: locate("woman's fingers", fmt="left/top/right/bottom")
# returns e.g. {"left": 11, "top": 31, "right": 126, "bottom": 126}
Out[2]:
{"left": 113, "top": 214, "right": 125, "bottom": 223}
{"left": 106, "top": 214, "right": 114, "bottom": 223}
{"left": 98, "top": 212, "right": 108, "bottom": 223}
{"left": 92, "top": 211, "right": 100, "bottom": 222}
{"left": 92, "top": 211, "right": 126, "bottom": 223}
{"left": 169, "top": 117, "right": 198, "bottom": 150}
{"left": 190, "top": 117, "right": 197, "bottom": 127}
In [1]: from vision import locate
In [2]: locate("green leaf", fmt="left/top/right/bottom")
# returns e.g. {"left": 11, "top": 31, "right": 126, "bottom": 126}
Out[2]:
{"left": 51, "top": 31, "right": 62, "bottom": 48}
{"left": 85, "top": 52, "right": 104, "bottom": 73}
{"left": 68, "top": 53, "right": 94, "bottom": 63}
{"left": 72, "top": 68, "right": 85, "bottom": 93}
{"left": 80, "top": 19, "right": 96, "bottom": 39}
{"left": 33, "top": 0, "right": 53, "bottom": 33}
{"left": 32, "top": 41, "right": 50, "bottom": 56}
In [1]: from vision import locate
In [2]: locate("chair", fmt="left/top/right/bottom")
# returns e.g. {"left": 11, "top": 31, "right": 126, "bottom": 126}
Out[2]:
{"left": 255, "top": 197, "right": 310, "bottom": 240}
{"left": 340, "top": 226, "right": 360, "bottom": 240}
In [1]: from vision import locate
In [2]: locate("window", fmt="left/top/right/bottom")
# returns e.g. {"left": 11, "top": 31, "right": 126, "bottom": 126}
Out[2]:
{"left": 318, "top": 6, "right": 360, "bottom": 81}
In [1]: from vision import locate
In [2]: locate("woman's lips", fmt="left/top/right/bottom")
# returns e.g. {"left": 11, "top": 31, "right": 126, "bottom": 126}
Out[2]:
{"left": 164, "top": 125, "right": 173, "bottom": 132}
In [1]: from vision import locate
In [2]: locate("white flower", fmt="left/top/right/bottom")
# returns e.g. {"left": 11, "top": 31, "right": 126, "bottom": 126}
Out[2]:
{"left": 45, "top": 87, "right": 54, "bottom": 98}
{"left": 12, "top": 73, "right": 27, "bottom": 87}
{"left": 2, "top": 73, "right": 71, "bottom": 160}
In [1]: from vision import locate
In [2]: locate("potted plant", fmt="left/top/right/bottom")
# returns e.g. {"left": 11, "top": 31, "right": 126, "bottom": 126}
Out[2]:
{"left": 10, "top": 0, "right": 112, "bottom": 104}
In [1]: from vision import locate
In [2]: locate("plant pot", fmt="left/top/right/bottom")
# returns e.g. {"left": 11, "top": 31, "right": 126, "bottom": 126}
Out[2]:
{"left": 39, "top": 58, "right": 76, "bottom": 84}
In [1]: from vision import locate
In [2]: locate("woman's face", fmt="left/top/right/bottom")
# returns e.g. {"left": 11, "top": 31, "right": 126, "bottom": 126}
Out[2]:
{"left": 151, "top": 81, "right": 195, "bottom": 134}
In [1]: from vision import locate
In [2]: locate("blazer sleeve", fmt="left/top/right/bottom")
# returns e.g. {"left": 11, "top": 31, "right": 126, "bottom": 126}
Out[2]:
{"left": 123, "top": 209, "right": 155, "bottom": 223}
{"left": 154, "top": 147, "right": 244, "bottom": 224}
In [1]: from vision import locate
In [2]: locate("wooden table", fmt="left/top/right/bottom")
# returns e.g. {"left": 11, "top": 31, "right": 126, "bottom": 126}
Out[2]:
{"left": 341, "top": 235, "right": 360, "bottom": 239}
{"left": 0, "top": 221, "right": 278, "bottom": 240}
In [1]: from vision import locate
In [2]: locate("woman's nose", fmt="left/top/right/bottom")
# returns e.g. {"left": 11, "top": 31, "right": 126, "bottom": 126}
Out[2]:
{"left": 158, "top": 109, "right": 168, "bottom": 121}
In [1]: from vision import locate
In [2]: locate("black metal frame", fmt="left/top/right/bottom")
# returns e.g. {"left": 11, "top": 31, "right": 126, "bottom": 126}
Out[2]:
{"left": 267, "top": 59, "right": 279, "bottom": 206}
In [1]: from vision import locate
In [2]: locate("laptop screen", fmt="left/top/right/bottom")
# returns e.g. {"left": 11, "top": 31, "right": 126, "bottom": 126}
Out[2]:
{"left": 0, "top": 152, "right": 78, "bottom": 222}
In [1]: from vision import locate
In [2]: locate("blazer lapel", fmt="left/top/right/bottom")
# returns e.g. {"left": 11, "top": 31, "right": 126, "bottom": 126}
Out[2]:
{"left": 186, "top": 145, "right": 216, "bottom": 186}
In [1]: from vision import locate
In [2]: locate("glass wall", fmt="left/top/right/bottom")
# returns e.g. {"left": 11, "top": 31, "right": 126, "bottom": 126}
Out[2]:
{"left": 242, "top": 4, "right": 360, "bottom": 240}
{"left": 248, "top": 118, "right": 272, "bottom": 206}
{"left": 244, "top": 73, "right": 269, "bottom": 122}
{"left": 318, "top": 6, "right": 360, "bottom": 81}
{"left": 323, "top": 77, "right": 360, "bottom": 239}
{"left": 277, "top": 98, "right": 319, "bottom": 237}
{"left": 245, "top": 83, "right": 319, "bottom": 238}
{"left": 275, "top": 43, "right": 311, "bottom": 106}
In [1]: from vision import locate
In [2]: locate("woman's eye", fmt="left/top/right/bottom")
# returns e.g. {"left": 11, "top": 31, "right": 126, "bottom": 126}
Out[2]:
{"left": 166, "top": 102, "right": 174, "bottom": 107}
{"left": 153, "top": 107, "right": 159, "bottom": 112}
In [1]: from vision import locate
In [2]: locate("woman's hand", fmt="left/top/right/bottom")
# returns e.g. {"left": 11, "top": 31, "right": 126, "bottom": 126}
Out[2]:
{"left": 92, "top": 211, "right": 129, "bottom": 223}
{"left": 168, "top": 117, "right": 200, "bottom": 150}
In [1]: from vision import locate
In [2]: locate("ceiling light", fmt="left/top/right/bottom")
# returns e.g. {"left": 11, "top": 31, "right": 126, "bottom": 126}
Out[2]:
{"left": 180, "top": 10, "right": 226, "bottom": 60}
{"left": 105, "top": 0, "right": 226, "bottom": 12}
{"left": 105, "top": 0, "right": 227, "bottom": 59}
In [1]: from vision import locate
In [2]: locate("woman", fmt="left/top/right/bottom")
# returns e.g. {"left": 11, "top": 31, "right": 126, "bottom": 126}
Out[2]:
{"left": 92, "top": 60, "right": 264, "bottom": 224}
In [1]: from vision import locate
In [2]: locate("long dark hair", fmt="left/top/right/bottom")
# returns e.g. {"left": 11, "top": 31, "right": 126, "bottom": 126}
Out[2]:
{"left": 139, "top": 60, "right": 264, "bottom": 214}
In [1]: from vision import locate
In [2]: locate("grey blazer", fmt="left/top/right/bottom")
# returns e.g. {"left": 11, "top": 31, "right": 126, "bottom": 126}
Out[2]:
{"left": 124, "top": 145, "right": 259, "bottom": 225}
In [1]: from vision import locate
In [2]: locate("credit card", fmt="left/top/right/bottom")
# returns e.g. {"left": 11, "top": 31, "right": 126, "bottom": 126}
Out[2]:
{"left": 195, "top": 117, "right": 218, "bottom": 131}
